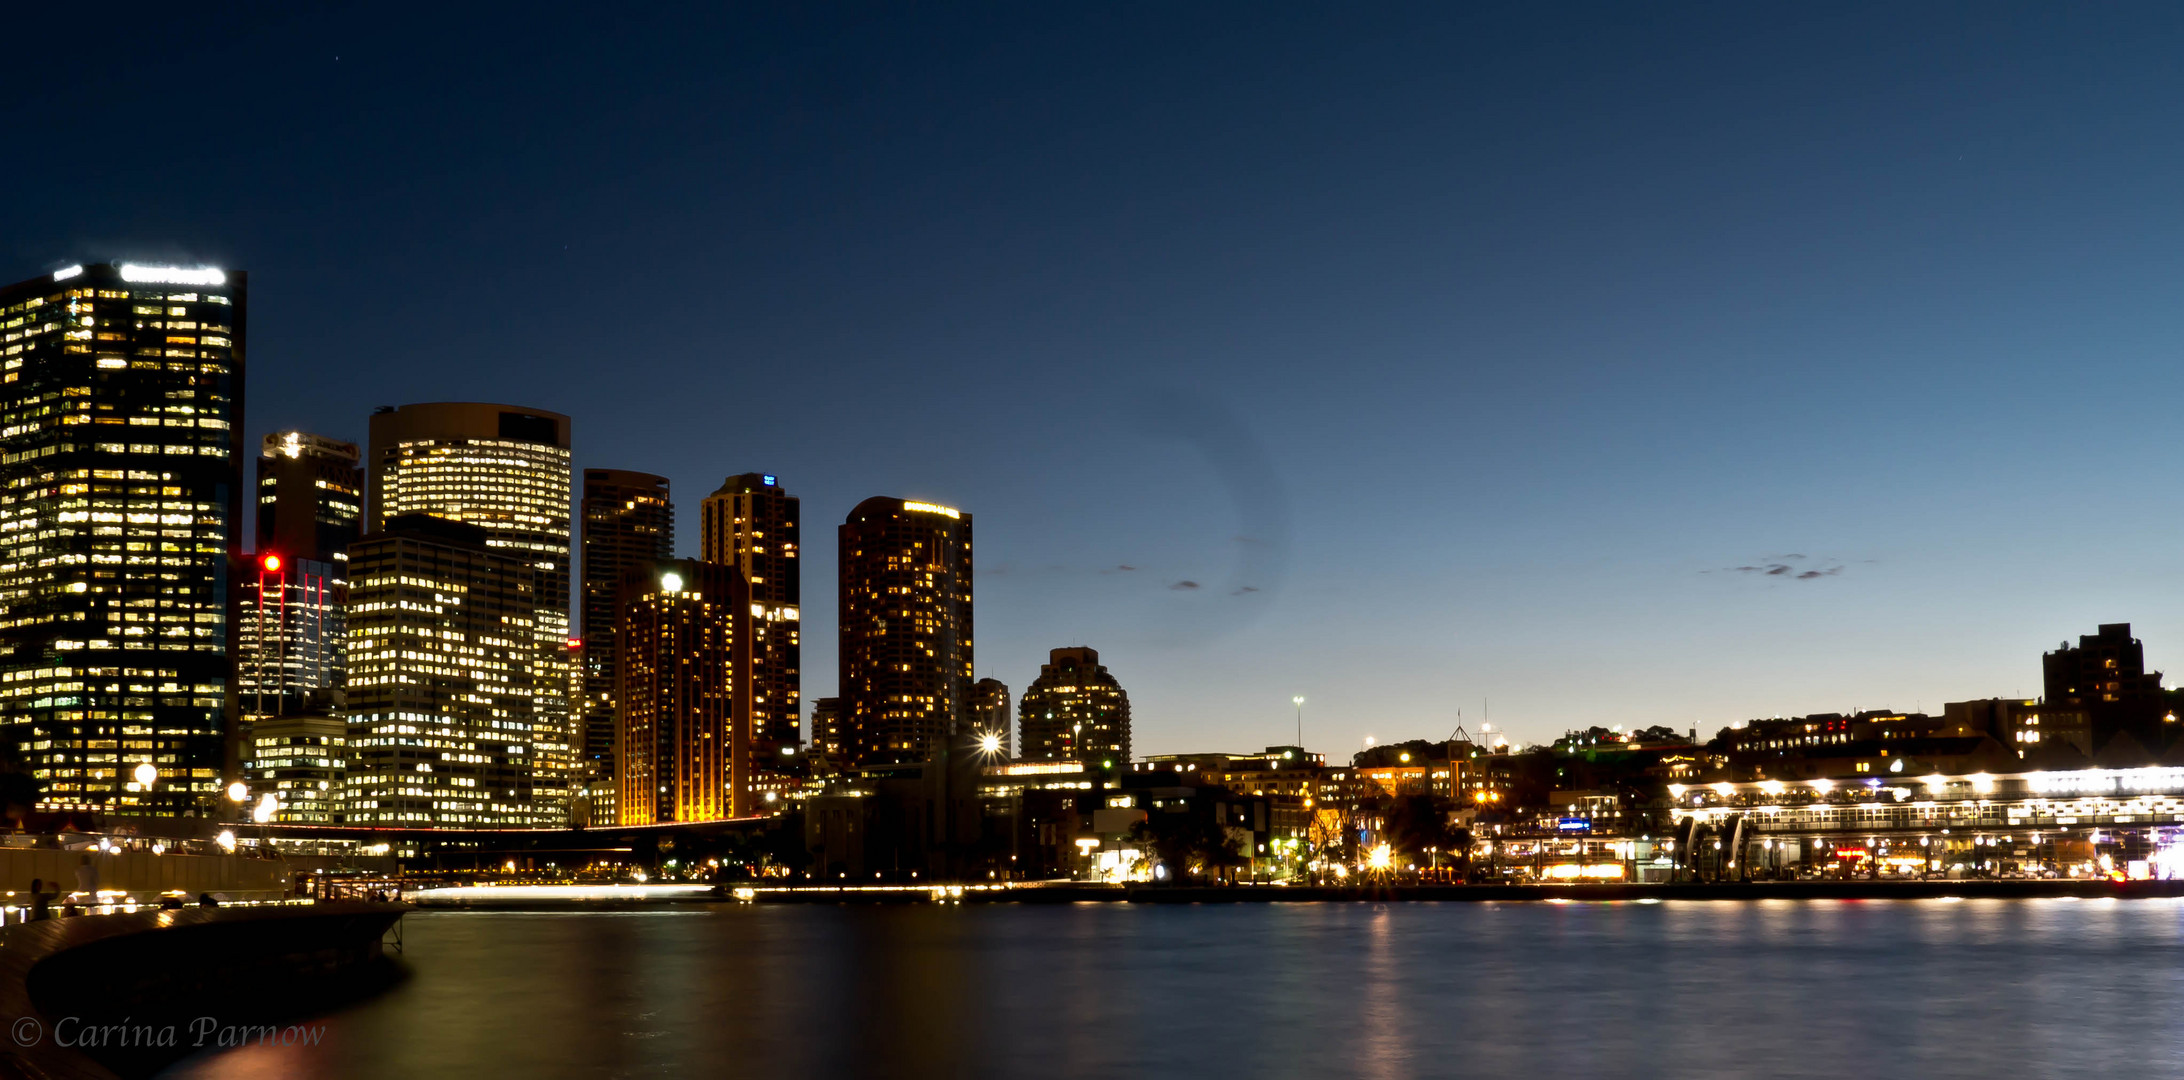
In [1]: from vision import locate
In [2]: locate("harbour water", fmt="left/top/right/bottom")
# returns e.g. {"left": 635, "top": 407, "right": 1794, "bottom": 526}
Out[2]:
{"left": 169, "top": 898, "right": 2184, "bottom": 1078}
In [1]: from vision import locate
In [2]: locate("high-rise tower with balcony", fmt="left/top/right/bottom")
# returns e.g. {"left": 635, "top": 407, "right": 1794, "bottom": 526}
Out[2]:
{"left": 580, "top": 469, "right": 672, "bottom": 786}
{"left": 701, "top": 473, "right": 799, "bottom": 783}
{"left": 838, "top": 497, "right": 972, "bottom": 768}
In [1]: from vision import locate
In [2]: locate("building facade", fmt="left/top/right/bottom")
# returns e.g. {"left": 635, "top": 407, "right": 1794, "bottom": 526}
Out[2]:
{"left": 243, "top": 712, "right": 345, "bottom": 823}
{"left": 343, "top": 515, "right": 541, "bottom": 827}
{"left": 579, "top": 469, "right": 672, "bottom": 786}
{"left": 615, "top": 558, "right": 752, "bottom": 825}
{"left": 0, "top": 262, "right": 246, "bottom": 815}
{"left": 810, "top": 696, "right": 844, "bottom": 775}
{"left": 973, "top": 677, "right": 1011, "bottom": 757}
{"left": 2045, "top": 623, "right": 2167, "bottom": 751}
{"left": 255, "top": 430, "right": 361, "bottom": 563}
{"left": 1018, "top": 647, "right": 1132, "bottom": 766}
{"left": 236, "top": 553, "right": 344, "bottom": 718}
{"left": 700, "top": 473, "right": 800, "bottom": 780}
{"left": 838, "top": 497, "right": 972, "bottom": 768}
{"left": 367, "top": 402, "right": 574, "bottom": 819}
{"left": 242, "top": 431, "right": 361, "bottom": 723}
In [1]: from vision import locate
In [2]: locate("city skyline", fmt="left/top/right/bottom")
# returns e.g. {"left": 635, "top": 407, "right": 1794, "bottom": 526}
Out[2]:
{"left": 16, "top": 8, "right": 2184, "bottom": 761}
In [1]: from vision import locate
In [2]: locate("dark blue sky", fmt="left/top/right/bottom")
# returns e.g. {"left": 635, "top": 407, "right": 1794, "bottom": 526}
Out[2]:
{"left": 12, "top": 4, "right": 2184, "bottom": 754}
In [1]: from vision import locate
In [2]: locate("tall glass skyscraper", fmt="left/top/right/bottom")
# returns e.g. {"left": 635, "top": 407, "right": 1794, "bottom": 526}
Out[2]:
{"left": 838, "top": 496, "right": 972, "bottom": 768}
{"left": 0, "top": 262, "right": 245, "bottom": 815}
{"left": 239, "top": 431, "right": 360, "bottom": 720}
{"left": 344, "top": 515, "right": 540, "bottom": 826}
{"left": 701, "top": 472, "right": 800, "bottom": 788}
{"left": 580, "top": 469, "right": 672, "bottom": 790}
{"left": 367, "top": 402, "right": 573, "bottom": 821}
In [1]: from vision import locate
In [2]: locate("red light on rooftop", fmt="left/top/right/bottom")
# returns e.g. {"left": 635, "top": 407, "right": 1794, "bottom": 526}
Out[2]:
{"left": 567, "top": 638, "right": 583, "bottom": 650}
{"left": 261, "top": 554, "right": 281, "bottom": 572}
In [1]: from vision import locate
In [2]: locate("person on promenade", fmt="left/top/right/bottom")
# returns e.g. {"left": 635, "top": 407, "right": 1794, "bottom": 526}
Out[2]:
{"left": 73, "top": 854, "right": 97, "bottom": 905}
{"left": 27, "top": 877, "right": 46, "bottom": 921}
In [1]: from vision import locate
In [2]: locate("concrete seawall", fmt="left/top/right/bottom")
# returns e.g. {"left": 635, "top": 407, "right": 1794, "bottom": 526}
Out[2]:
{"left": 0, "top": 847, "right": 292, "bottom": 910}
{"left": 0, "top": 902, "right": 408, "bottom": 1079}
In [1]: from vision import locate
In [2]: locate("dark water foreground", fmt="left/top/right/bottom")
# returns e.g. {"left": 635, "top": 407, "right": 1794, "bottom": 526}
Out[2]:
{"left": 170, "top": 899, "right": 2184, "bottom": 1079}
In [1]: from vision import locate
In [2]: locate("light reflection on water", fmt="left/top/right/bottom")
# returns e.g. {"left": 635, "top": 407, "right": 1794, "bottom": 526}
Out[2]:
{"left": 168, "top": 899, "right": 2184, "bottom": 1079}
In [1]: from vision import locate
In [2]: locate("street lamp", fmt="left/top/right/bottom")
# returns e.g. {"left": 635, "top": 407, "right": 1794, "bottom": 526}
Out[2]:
{"left": 226, "top": 781, "right": 248, "bottom": 805}
{"left": 132, "top": 762, "right": 157, "bottom": 789}
{"left": 1292, "top": 696, "right": 1305, "bottom": 748}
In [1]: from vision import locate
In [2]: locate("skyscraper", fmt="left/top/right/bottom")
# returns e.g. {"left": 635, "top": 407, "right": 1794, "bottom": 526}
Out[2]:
{"left": 256, "top": 430, "right": 362, "bottom": 563}
{"left": 1019, "top": 647, "right": 1132, "bottom": 766}
{"left": 838, "top": 497, "right": 972, "bottom": 768}
{"left": 580, "top": 469, "right": 672, "bottom": 782}
{"left": 0, "top": 262, "right": 246, "bottom": 815}
{"left": 701, "top": 473, "right": 800, "bottom": 779}
{"left": 236, "top": 553, "right": 343, "bottom": 718}
{"left": 972, "top": 677, "right": 1011, "bottom": 757}
{"left": 615, "top": 558, "right": 752, "bottom": 824}
{"left": 240, "top": 431, "right": 361, "bottom": 720}
{"left": 344, "top": 514, "right": 540, "bottom": 827}
{"left": 367, "top": 402, "right": 573, "bottom": 819}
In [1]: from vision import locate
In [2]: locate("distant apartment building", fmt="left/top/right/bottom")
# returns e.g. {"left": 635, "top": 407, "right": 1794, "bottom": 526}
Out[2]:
{"left": 2045, "top": 623, "right": 2167, "bottom": 752}
{"left": 839, "top": 497, "right": 972, "bottom": 768}
{"left": 579, "top": 469, "right": 672, "bottom": 785}
{"left": 972, "top": 678, "right": 1011, "bottom": 757}
{"left": 1018, "top": 647, "right": 1131, "bottom": 766}
{"left": 701, "top": 473, "right": 801, "bottom": 782}
{"left": 615, "top": 559, "right": 753, "bottom": 824}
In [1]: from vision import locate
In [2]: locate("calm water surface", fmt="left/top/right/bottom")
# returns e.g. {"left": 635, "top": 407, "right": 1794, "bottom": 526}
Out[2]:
{"left": 169, "top": 898, "right": 2184, "bottom": 1079}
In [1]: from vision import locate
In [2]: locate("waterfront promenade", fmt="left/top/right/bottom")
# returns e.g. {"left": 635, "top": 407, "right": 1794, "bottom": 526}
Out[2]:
{"left": 402, "top": 876, "right": 2184, "bottom": 908}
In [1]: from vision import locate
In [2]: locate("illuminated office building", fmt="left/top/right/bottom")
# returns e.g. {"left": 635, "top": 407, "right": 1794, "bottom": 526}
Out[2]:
{"left": 838, "top": 497, "right": 972, "bottom": 768}
{"left": 616, "top": 559, "right": 752, "bottom": 824}
{"left": 236, "top": 553, "right": 342, "bottom": 718}
{"left": 242, "top": 712, "right": 345, "bottom": 823}
{"left": 580, "top": 469, "right": 672, "bottom": 782}
{"left": 343, "top": 514, "right": 540, "bottom": 827}
{"left": 240, "top": 431, "right": 360, "bottom": 720}
{"left": 701, "top": 472, "right": 800, "bottom": 778}
{"left": 0, "top": 262, "right": 245, "bottom": 815}
{"left": 1018, "top": 647, "right": 1132, "bottom": 766}
{"left": 368, "top": 402, "right": 573, "bottom": 819}
{"left": 973, "top": 677, "right": 1011, "bottom": 757}
{"left": 256, "top": 430, "right": 361, "bottom": 563}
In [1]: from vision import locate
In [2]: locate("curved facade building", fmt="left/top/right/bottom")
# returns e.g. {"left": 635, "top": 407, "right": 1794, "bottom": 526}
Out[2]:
{"left": 838, "top": 496, "right": 971, "bottom": 768}
{"left": 1018, "top": 647, "right": 1131, "bottom": 766}
{"left": 366, "top": 402, "right": 573, "bottom": 823}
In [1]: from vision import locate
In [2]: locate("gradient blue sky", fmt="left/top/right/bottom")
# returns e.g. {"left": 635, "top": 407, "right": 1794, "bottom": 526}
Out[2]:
{"left": 10, "top": 4, "right": 2184, "bottom": 756}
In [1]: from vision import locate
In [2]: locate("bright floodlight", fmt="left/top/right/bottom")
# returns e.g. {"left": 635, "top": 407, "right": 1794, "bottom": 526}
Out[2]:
{"left": 215, "top": 830, "right": 237, "bottom": 853}
{"left": 253, "top": 793, "right": 278, "bottom": 824}
{"left": 1293, "top": 695, "right": 1305, "bottom": 706}
{"left": 978, "top": 733, "right": 1001, "bottom": 754}
{"left": 226, "top": 781, "right": 247, "bottom": 803}
{"left": 133, "top": 762, "right": 157, "bottom": 788}
{"left": 660, "top": 572, "right": 684, "bottom": 594}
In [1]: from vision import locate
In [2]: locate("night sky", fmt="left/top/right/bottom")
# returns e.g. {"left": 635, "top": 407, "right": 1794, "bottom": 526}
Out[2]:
{"left": 11, "top": 5, "right": 2184, "bottom": 756}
